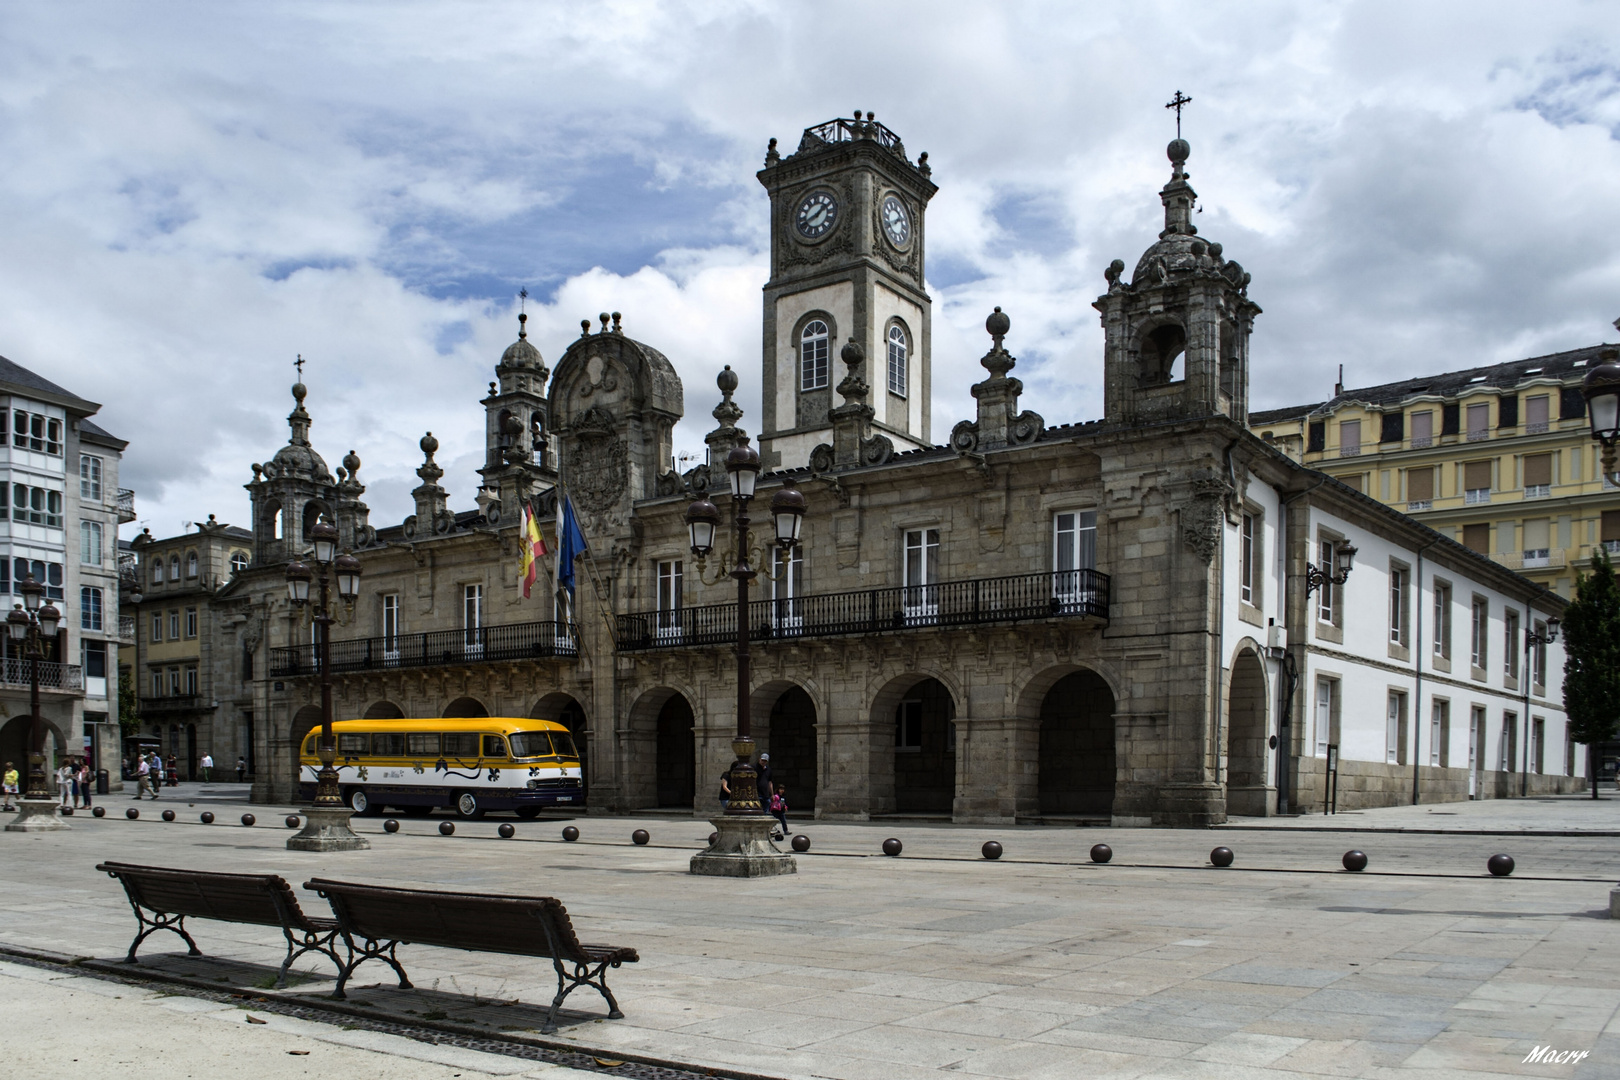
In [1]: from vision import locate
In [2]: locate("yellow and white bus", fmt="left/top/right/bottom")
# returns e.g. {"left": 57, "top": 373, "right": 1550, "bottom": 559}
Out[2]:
{"left": 298, "top": 717, "right": 583, "bottom": 819}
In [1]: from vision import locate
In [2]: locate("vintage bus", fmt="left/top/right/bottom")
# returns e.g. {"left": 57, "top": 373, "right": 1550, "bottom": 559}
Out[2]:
{"left": 297, "top": 717, "right": 583, "bottom": 819}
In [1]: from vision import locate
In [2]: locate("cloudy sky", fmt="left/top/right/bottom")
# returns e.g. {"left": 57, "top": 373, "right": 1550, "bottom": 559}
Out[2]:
{"left": 2, "top": 1, "right": 1618, "bottom": 541}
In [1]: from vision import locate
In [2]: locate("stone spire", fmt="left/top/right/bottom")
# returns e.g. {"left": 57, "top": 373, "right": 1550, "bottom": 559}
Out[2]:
{"left": 287, "top": 380, "right": 313, "bottom": 446}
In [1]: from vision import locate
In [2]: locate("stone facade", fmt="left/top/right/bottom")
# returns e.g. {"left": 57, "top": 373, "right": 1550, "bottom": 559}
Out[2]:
{"left": 208, "top": 118, "right": 1582, "bottom": 825}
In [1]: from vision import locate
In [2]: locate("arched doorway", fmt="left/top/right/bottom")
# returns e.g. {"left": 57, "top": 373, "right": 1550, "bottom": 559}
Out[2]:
{"left": 656, "top": 696, "right": 695, "bottom": 809}
{"left": 1037, "top": 669, "right": 1115, "bottom": 817}
{"left": 888, "top": 677, "right": 955, "bottom": 814}
{"left": 1226, "top": 648, "right": 1271, "bottom": 816}
{"left": 442, "top": 697, "right": 488, "bottom": 718}
{"left": 765, "top": 686, "right": 816, "bottom": 812}
{"left": 0, "top": 715, "right": 61, "bottom": 787}
{"left": 531, "top": 693, "right": 589, "bottom": 803}
{"left": 363, "top": 700, "right": 404, "bottom": 719}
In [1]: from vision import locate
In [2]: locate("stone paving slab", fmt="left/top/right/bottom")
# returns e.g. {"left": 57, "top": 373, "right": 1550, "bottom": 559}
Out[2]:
{"left": 1, "top": 793, "right": 1617, "bottom": 1078}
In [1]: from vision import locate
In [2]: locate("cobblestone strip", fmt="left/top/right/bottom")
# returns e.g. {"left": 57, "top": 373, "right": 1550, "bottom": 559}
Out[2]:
{"left": 0, "top": 943, "right": 781, "bottom": 1080}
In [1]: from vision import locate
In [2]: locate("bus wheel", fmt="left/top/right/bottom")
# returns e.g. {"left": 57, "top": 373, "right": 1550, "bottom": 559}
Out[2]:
{"left": 515, "top": 806, "right": 541, "bottom": 820}
{"left": 456, "top": 792, "right": 486, "bottom": 820}
{"left": 347, "top": 788, "right": 374, "bottom": 816}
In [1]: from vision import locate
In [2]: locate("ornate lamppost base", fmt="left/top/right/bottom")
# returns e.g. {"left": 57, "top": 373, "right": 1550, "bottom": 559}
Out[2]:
{"left": 5, "top": 798, "right": 70, "bottom": 832}
{"left": 286, "top": 806, "right": 370, "bottom": 852}
{"left": 690, "top": 815, "right": 797, "bottom": 877}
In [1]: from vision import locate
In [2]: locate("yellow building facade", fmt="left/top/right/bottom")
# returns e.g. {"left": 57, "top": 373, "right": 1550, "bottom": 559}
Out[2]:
{"left": 1250, "top": 344, "right": 1619, "bottom": 598}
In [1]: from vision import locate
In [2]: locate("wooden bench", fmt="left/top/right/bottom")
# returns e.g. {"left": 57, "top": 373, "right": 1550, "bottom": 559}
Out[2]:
{"left": 304, "top": 877, "right": 638, "bottom": 1032}
{"left": 97, "top": 862, "right": 346, "bottom": 987}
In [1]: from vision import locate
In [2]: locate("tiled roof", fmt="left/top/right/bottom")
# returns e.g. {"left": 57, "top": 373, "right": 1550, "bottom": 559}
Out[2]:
{"left": 0, "top": 353, "right": 97, "bottom": 409}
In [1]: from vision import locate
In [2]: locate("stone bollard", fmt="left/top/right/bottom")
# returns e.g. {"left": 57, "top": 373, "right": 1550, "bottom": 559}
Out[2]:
{"left": 383, "top": 819, "right": 399, "bottom": 834}
{"left": 1090, "top": 843, "right": 1113, "bottom": 864}
{"left": 1342, "top": 850, "right": 1368, "bottom": 871}
{"left": 92, "top": 807, "right": 106, "bottom": 818}
{"left": 285, "top": 815, "right": 301, "bottom": 829}
{"left": 241, "top": 813, "right": 255, "bottom": 826}
{"left": 200, "top": 812, "right": 214, "bottom": 824}
{"left": 161, "top": 809, "right": 176, "bottom": 822}
{"left": 126, "top": 807, "right": 139, "bottom": 820}
{"left": 439, "top": 821, "right": 455, "bottom": 836}
{"left": 561, "top": 826, "right": 579, "bottom": 841}
{"left": 1210, "top": 846, "right": 1234, "bottom": 867}
{"left": 631, "top": 829, "right": 650, "bottom": 846}
{"left": 791, "top": 834, "right": 811, "bottom": 853}
{"left": 882, "top": 838, "right": 902, "bottom": 857}
{"left": 981, "top": 841, "right": 1003, "bottom": 860}
{"left": 498, "top": 823, "right": 515, "bottom": 839}
{"left": 1487, "top": 854, "right": 1515, "bottom": 877}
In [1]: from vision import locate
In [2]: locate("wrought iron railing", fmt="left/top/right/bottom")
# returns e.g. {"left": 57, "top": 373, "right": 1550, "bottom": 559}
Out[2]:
{"left": 140, "top": 694, "right": 203, "bottom": 713}
{"left": 803, "top": 115, "right": 905, "bottom": 153}
{"left": 616, "top": 569, "right": 1109, "bottom": 652}
{"left": 271, "top": 621, "right": 579, "bottom": 677}
{"left": 118, "top": 615, "right": 136, "bottom": 642}
{"left": 115, "top": 488, "right": 136, "bottom": 523}
{"left": 0, "top": 658, "right": 83, "bottom": 691}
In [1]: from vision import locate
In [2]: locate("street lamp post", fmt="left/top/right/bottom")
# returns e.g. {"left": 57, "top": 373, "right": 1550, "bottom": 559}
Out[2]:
{"left": 284, "top": 519, "right": 370, "bottom": 852}
{"left": 1520, "top": 617, "right": 1560, "bottom": 798}
{"left": 687, "top": 420, "right": 805, "bottom": 877}
{"left": 1583, "top": 344, "right": 1620, "bottom": 487}
{"left": 5, "top": 575, "right": 68, "bottom": 832}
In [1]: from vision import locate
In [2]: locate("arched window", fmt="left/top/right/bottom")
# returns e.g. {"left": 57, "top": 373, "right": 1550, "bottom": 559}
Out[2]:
{"left": 800, "top": 320, "right": 829, "bottom": 391}
{"left": 230, "top": 552, "right": 249, "bottom": 575}
{"left": 887, "top": 324, "right": 908, "bottom": 398}
{"left": 151, "top": 559, "right": 163, "bottom": 584}
{"left": 186, "top": 552, "right": 198, "bottom": 578}
{"left": 168, "top": 556, "right": 180, "bottom": 581}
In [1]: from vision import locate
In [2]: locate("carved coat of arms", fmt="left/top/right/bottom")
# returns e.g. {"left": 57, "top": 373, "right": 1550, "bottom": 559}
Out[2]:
{"left": 569, "top": 405, "right": 627, "bottom": 514}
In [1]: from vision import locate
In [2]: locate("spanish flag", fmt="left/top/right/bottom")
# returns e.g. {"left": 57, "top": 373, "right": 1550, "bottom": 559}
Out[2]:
{"left": 519, "top": 501, "right": 548, "bottom": 599}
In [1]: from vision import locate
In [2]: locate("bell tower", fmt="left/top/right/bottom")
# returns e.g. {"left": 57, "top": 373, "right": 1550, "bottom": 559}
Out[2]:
{"left": 477, "top": 309, "right": 555, "bottom": 528}
{"left": 1095, "top": 137, "right": 1260, "bottom": 427}
{"left": 756, "top": 112, "right": 937, "bottom": 469}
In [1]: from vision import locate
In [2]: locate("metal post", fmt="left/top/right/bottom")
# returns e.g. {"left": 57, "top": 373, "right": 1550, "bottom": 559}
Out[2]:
{"left": 25, "top": 637, "right": 44, "bottom": 800}
{"left": 314, "top": 565, "right": 340, "bottom": 808}
{"left": 725, "top": 499, "right": 762, "bottom": 816}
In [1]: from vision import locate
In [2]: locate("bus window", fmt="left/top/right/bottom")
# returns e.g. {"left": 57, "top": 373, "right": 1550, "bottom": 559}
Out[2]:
{"left": 442, "top": 733, "right": 478, "bottom": 757}
{"left": 338, "top": 734, "right": 368, "bottom": 756}
{"left": 373, "top": 733, "right": 405, "bottom": 756}
{"left": 482, "top": 735, "right": 509, "bottom": 758}
{"left": 303, "top": 734, "right": 318, "bottom": 755}
{"left": 406, "top": 733, "right": 439, "bottom": 756}
{"left": 509, "top": 731, "right": 556, "bottom": 758}
{"left": 550, "top": 731, "right": 579, "bottom": 760}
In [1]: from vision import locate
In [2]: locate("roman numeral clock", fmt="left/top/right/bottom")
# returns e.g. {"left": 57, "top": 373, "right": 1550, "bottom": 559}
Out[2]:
{"left": 755, "top": 113, "right": 937, "bottom": 471}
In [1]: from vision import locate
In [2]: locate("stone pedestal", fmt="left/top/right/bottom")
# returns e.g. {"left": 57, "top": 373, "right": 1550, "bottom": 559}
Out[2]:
{"left": 286, "top": 806, "right": 370, "bottom": 852}
{"left": 5, "top": 799, "right": 70, "bottom": 832}
{"left": 690, "top": 815, "right": 796, "bottom": 878}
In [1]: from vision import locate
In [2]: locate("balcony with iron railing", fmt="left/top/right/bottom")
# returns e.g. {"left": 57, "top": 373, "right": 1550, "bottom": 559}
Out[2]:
{"left": 0, "top": 657, "right": 83, "bottom": 692}
{"left": 616, "top": 568, "right": 1110, "bottom": 653}
{"left": 271, "top": 621, "right": 579, "bottom": 677}
{"left": 114, "top": 488, "right": 136, "bottom": 523}
{"left": 140, "top": 694, "right": 205, "bottom": 714}
{"left": 118, "top": 615, "right": 136, "bottom": 643}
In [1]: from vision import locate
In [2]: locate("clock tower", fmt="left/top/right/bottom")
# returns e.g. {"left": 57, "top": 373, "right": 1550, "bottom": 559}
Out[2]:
{"left": 756, "top": 112, "right": 937, "bottom": 470}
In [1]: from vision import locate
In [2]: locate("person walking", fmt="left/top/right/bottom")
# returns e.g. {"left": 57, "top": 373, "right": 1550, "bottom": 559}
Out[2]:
{"left": 755, "top": 753, "right": 773, "bottom": 807}
{"left": 717, "top": 770, "right": 731, "bottom": 811}
{"left": 56, "top": 759, "right": 73, "bottom": 807}
{"left": 77, "top": 759, "right": 93, "bottom": 810}
{"left": 165, "top": 754, "right": 178, "bottom": 787}
{"left": 199, "top": 753, "right": 213, "bottom": 783}
{"left": 236, "top": 756, "right": 246, "bottom": 783}
{"left": 768, "top": 784, "right": 790, "bottom": 839}
{"left": 3, "top": 761, "right": 18, "bottom": 811}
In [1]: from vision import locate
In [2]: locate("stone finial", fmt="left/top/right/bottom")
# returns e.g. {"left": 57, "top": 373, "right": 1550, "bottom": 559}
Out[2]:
{"left": 580, "top": 319, "right": 591, "bottom": 338}
{"left": 343, "top": 449, "right": 361, "bottom": 477}
{"left": 917, "top": 151, "right": 930, "bottom": 177}
{"left": 611, "top": 311, "right": 622, "bottom": 334}
{"left": 765, "top": 137, "right": 779, "bottom": 166}
{"left": 286, "top": 381, "right": 312, "bottom": 446}
{"left": 517, "top": 310, "right": 528, "bottom": 339}
{"left": 1159, "top": 138, "right": 1197, "bottom": 239}
{"left": 836, "top": 338, "right": 870, "bottom": 405}
{"left": 599, "top": 312, "right": 611, "bottom": 333}
{"left": 986, "top": 306, "right": 1009, "bottom": 350}
{"left": 705, "top": 365, "right": 747, "bottom": 467}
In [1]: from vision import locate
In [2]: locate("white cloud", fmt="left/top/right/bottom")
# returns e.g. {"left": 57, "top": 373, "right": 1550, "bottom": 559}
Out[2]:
{"left": 0, "top": 0, "right": 1615, "bottom": 543}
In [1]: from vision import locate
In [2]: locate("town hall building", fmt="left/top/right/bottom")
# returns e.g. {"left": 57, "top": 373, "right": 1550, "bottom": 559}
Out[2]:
{"left": 187, "top": 114, "right": 1580, "bottom": 824}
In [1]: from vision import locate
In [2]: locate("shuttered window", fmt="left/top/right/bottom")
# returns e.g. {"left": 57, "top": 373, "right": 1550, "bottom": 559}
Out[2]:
{"left": 1523, "top": 519, "right": 1550, "bottom": 551}
{"left": 1462, "top": 523, "right": 1489, "bottom": 553}
{"left": 1463, "top": 460, "right": 1492, "bottom": 491}
{"left": 1522, "top": 453, "right": 1552, "bottom": 487}
{"left": 1339, "top": 473, "right": 1363, "bottom": 493}
{"left": 1603, "top": 510, "right": 1620, "bottom": 543}
{"left": 1339, "top": 420, "right": 1361, "bottom": 455}
{"left": 1525, "top": 395, "right": 1550, "bottom": 431}
{"left": 1407, "top": 468, "right": 1434, "bottom": 502}
{"left": 1410, "top": 411, "right": 1433, "bottom": 446}
{"left": 1466, "top": 403, "right": 1489, "bottom": 436}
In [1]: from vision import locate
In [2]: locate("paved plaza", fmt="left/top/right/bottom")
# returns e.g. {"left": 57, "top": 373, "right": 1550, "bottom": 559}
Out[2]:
{"left": 2, "top": 788, "right": 1618, "bottom": 1079}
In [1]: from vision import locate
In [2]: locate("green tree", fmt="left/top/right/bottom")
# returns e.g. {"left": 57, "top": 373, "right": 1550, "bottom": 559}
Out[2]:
{"left": 1562, "top": 549, "right": 1620, "bottom": 798}
{"left": 117, "top": 667, "right": 140, "bottom": 740}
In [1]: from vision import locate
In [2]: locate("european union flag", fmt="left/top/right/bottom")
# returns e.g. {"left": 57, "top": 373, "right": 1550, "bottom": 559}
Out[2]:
{"left": 557, "top": 495, "right": 588, "bottom": 596}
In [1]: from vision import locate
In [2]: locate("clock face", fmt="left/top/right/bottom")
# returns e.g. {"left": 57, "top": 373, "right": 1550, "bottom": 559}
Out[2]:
{"left": 795, "top": 190, "right": 838, "bottom": 239}
{"left": 881, "top": 194, "right": 911, "bottom": 246}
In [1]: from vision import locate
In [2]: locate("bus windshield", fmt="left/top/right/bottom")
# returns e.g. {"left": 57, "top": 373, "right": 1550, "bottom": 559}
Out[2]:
{"left": 510, "top": 730, "right": 578, "bottom": 759}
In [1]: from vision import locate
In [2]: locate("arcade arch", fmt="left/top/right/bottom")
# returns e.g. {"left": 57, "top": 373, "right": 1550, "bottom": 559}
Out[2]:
{"left": 752, "top": 680, "right": 817, "bottom": 812}
{"left": 1032, "top": 667, "right": 1116, "bottom": 818}
{"left": 872, "top": 674, "right": 956, "bottom": 815}
{"left": 532, "top": 692, "right": 590, "bottom": 801}
{"left": 363, "top": 700, "right": 404, "bottom": 719}
{"left": 626, "top": 687, "right": 697, "bottom": 811}
{"left": 442, "top": 697, "right": 488, "bottom": 718}
{"left": 1225, "top": 647, "right": 1271, "bottom": 816}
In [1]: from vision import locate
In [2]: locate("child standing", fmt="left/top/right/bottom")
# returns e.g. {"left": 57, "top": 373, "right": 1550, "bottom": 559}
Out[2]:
{"left": 769, "top": 785, "right": 789, "bottom": 839}
{"left": 2, "top": 761, "right": 17, "bottom": 810}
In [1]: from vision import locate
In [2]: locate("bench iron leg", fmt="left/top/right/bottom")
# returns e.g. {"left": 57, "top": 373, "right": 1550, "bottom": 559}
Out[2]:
{"left": 124, "top": 907, "right": 201, "bottom": 964}
{"left": 542, "top": 956, "right": 625, "bottom": 1033}
{"left": 332, "top": 934, "right": 411, "bottom": 1000}
{"left": 278, "top": 926, "right": 348, "bottom": 989}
